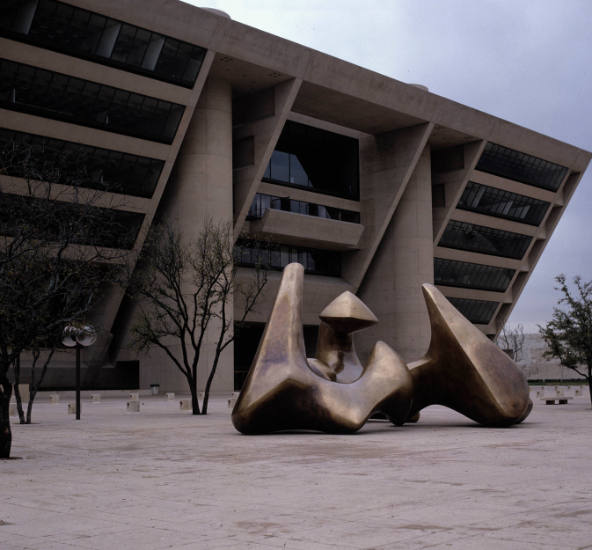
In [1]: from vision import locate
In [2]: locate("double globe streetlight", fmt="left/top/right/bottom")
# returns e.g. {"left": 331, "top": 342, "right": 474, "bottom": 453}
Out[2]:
{"left": 62, "top": 325, "right": 96, "bottom": 420}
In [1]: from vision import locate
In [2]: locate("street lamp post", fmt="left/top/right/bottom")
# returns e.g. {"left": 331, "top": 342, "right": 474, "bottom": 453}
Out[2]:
{"left": 62, "top": 325, "right": 96, "bottom": 420}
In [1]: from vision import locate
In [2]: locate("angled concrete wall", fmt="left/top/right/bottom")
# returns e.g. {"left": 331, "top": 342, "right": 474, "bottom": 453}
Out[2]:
{"left": 357, "top": 147, "right": 434, "bottom": 363}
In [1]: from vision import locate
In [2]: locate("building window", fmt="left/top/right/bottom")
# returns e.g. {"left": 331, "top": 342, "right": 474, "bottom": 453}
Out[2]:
{"left": 247, "top": 193, "right": 360, "bottom": 223}
{"left": 448, "top": 297, "right": 499, "bottom": 325}
{"left": 439, "top": 220, "right": 532, "bottom": 260}
{"left": 0, "top": 128, "right": 163, "bottom": 198}
{"left": 263, "top": 121, "right": 359, "bottom": 200}
{"left": 0, "top": 193, "right": 144, "bottom": 250}
{"left": 234, "top": 240, "right": 341, "bottom": 277}
{"left": 0, "top": 59, "right": 184, "bottom": 144}
{"left": 0, "top": 0, "right": 206, "bottom": 88}
{"left": 458, "top": 181, "right": 550, "bottom": 226}
{"left": 434, "top": 258, "right": 514, "bottom": 292}
{"left": 476, "top": 142, "right": 568, "bottom": 191}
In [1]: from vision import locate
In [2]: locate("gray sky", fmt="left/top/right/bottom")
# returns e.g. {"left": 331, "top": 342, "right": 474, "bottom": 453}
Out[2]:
{"left": 189, "top": 0, "right": 592, "bottom": 332}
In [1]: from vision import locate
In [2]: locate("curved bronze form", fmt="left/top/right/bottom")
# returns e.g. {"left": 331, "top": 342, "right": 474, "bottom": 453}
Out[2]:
{"left": 308, "top": 290, "right": 378, "bottom": 383}
{"left": 231, "top": 263, "right": 413, "bottom": 433}
{"left": 402, "top": 284, "right": 532, "bottom": 426}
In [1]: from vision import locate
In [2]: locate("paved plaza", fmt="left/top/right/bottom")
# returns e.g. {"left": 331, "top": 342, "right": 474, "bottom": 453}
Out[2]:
{"left": 2, "top": 390, "right": 592, "bottom": 550}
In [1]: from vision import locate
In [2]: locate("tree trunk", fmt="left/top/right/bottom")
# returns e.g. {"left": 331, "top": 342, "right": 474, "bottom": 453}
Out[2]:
{"left": 188, "top": 375, "right": 200, "bottom": 415}
{"left": 0, "top": 376, "right": 12, "bottom": 458}
{"left": 27, "top": 349, "right": 54, "bottom": 424}
{"left": 14, "top": 355, "right": 26, "bottom": 424}
{"left": 587, "top": 366, "right": 592, "bottom": 408}
{"left": 202, "top": 352, "right": 221, "bottom": 415}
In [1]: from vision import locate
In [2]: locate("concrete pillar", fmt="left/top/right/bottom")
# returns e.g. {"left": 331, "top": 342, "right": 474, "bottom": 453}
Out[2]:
{"left": 140, "top": 78, "right": 235, "bottom": 394}
{"left": 357, "top": 147, "right": 433, "bottom": 363}
{"left": 163, "top": 77, "right": 233, "bottom": 236}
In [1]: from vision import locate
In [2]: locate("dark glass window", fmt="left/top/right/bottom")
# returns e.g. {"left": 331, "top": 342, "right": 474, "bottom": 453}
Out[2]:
{"left": 476, "top": 142, "right": 568, "bottom": 191}
{"left": 0, "top": 128, "right": 163, "bottom": 198}
{"left": 0, "top": 59, "right": 184, "bottom": 143}
{"left": 448, "top": 297, "right": 499, "bottom": 325}
{"left": 0, "top": 0, "right": 206, "bottom": 88}
{"left": 263, "top": 121, "right": 359, "bottom": 200}
{"left": 0, "top": 193, "right": 144, "bottom": 249}
{"left": 458, "top": 181, "right": 550, "bottom": 226}
{"left": 234, "top": 240, "right": 341, "bottom": 277}
{"left": 439, "top": 220, "right": 532, "bottom": 260}
{"left": 247, "top": 193, "right": 360, "bottom": 223}
{"left": 434, "top": 258, "right": 514, "bottom": 292}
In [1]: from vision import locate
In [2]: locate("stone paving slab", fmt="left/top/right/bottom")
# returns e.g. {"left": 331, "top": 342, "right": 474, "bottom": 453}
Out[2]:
{"left": 2, "top": 391, "right": 592, "bottom": 549}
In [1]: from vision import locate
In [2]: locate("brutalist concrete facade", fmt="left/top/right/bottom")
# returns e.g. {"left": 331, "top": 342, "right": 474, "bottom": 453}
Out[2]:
{"left": 1, "top": 0, "right": 590, "bottom": 393}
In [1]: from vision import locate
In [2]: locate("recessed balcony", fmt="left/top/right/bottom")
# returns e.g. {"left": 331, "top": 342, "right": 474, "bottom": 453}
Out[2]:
{"left": 249, "top": 208, "right": 364, "bottom": 250}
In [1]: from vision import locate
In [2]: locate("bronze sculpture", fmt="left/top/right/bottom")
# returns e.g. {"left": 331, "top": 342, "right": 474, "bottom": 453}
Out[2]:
{"left": 404, "top": 284, "right": 532, "bottom": 426}
{"left": 232, "top": 263, "right": 532, "bottom": 434}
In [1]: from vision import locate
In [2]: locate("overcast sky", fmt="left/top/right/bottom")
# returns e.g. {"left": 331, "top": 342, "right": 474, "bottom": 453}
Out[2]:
{"left": 189, "top": 0, "right": 592, "bottom": 332}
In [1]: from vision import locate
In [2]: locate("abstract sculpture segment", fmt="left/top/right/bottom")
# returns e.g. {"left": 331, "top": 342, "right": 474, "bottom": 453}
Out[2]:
{"left": 406, "top": 284, "right": 532, "bottom": 426}
{"left": 232, "top": 264, "right": 413, "bottom": 433}
{"left": 232, "top": 263, "right": 532, "bottom": 434}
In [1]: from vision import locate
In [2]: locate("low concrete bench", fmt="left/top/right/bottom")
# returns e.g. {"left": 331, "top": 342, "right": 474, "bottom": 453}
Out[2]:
{"left": 126, "top": 400, "right": 140, "bottom": 412}
{"left": 49, "top": 393, "right": 60, "bottom": 404}
{"left": 166, "top": 392, "right": 175, "bottom": 400}
{"left": 543, "top": 397, "right": 572, "bottom": 405}
{"left": 90, "top": 393, "right": 101, "bottom": 403}
{"left": 541, "top": 386, "right": 574, "bottom": 405}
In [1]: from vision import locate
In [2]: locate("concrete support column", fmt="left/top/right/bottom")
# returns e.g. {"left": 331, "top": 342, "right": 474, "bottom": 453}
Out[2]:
{"left": 141, "top": 78, "right": 235, "bottom": 393}
{"left": 358, "top": 147, "right": 433, "bottom": 363}
{"left": 164, "top": 77, "right": 233, "bottom": 235}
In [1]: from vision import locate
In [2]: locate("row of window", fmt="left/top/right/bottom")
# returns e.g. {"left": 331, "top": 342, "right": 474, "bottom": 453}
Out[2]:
{"left": 0, "top": 128, "right": 163, "bottom": 198}
{"left": 434, "top": 258, "right": 514, "bottom": 293}
{"left": 247, "top": 193, "right": 360, "bottom": 223}
{"left": 263, "top": 121, "right": 360, "bottom": 200}
{"left": 476, "top": 142, "right": 568, "bottom": 192}
{"left": 0, "top": 192, "right": 143, "bottom": 250}
{"left": 458, "top": 181, "right": 550, "bottom": 226}
{"left": 439, "top": 220, "right": 532, "bottom": 260}
{"left": 0, "top": 59, "right": 184, "bottom": 144}
{"left": 234, "top": 240, "right": 341, "bottom": 277}
{"left": 449, "top": 297, "right": 499, "bottom": 325}
{"left": 0, "top": 0, "right": 206, "bottom": 88}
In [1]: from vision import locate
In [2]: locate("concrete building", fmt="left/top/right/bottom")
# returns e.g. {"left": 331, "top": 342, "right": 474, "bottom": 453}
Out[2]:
{"left": 1, "top": 0, "right": 590, "bottom": 393}
{"left": 517, "top": 333, "right": 581, "bottom": 382}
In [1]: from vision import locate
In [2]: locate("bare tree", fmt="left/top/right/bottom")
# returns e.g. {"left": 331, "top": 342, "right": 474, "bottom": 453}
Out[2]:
{"left": 0, "top": 139, "right": 127, "bottom": 457}
{"left": 129, "top": 221, "right": 267, "bottom": 415}
{"left": 496, "top": 323, "right": 525, "bottom": 362}
{"left": 539, "top": 274, "right": 592, "bottom": 407}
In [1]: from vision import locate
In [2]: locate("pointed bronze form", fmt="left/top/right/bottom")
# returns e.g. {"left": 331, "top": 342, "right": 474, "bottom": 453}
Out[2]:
{"left": 232, "top": 263, "right": 413, "bottom": 433}
{"left": 308, "top": 291, "right": 378, "bottom": 383}
{"left": 404, "top": 284, "right": 532, "bottom": 426}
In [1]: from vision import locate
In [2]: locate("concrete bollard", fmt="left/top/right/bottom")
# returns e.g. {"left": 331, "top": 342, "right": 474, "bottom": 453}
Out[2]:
{"left": 166, "top": 392, "right": 175, "bottom": 400}
{"left": 126, "top": 401, "right": 140, "bottom": 412}
{"left": 179, "top": 398, "right": 191, "bottom": 410}
{"left": 67, "top": 403, "right": 76, "bottom": 415}
{"left": 128, "top": 392, "right": 139, "bottom": 402}
{"left": 49, "top": 393, "right": 60, "bottom": 404}
{"left": 228, "top": 392, "right": 240, "bottom": 410}
{"left": 91, "top": 393, "right": 101, "bottom": 403}
{"left": 9, "top": 402, "right": 17, "bottom": 416}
